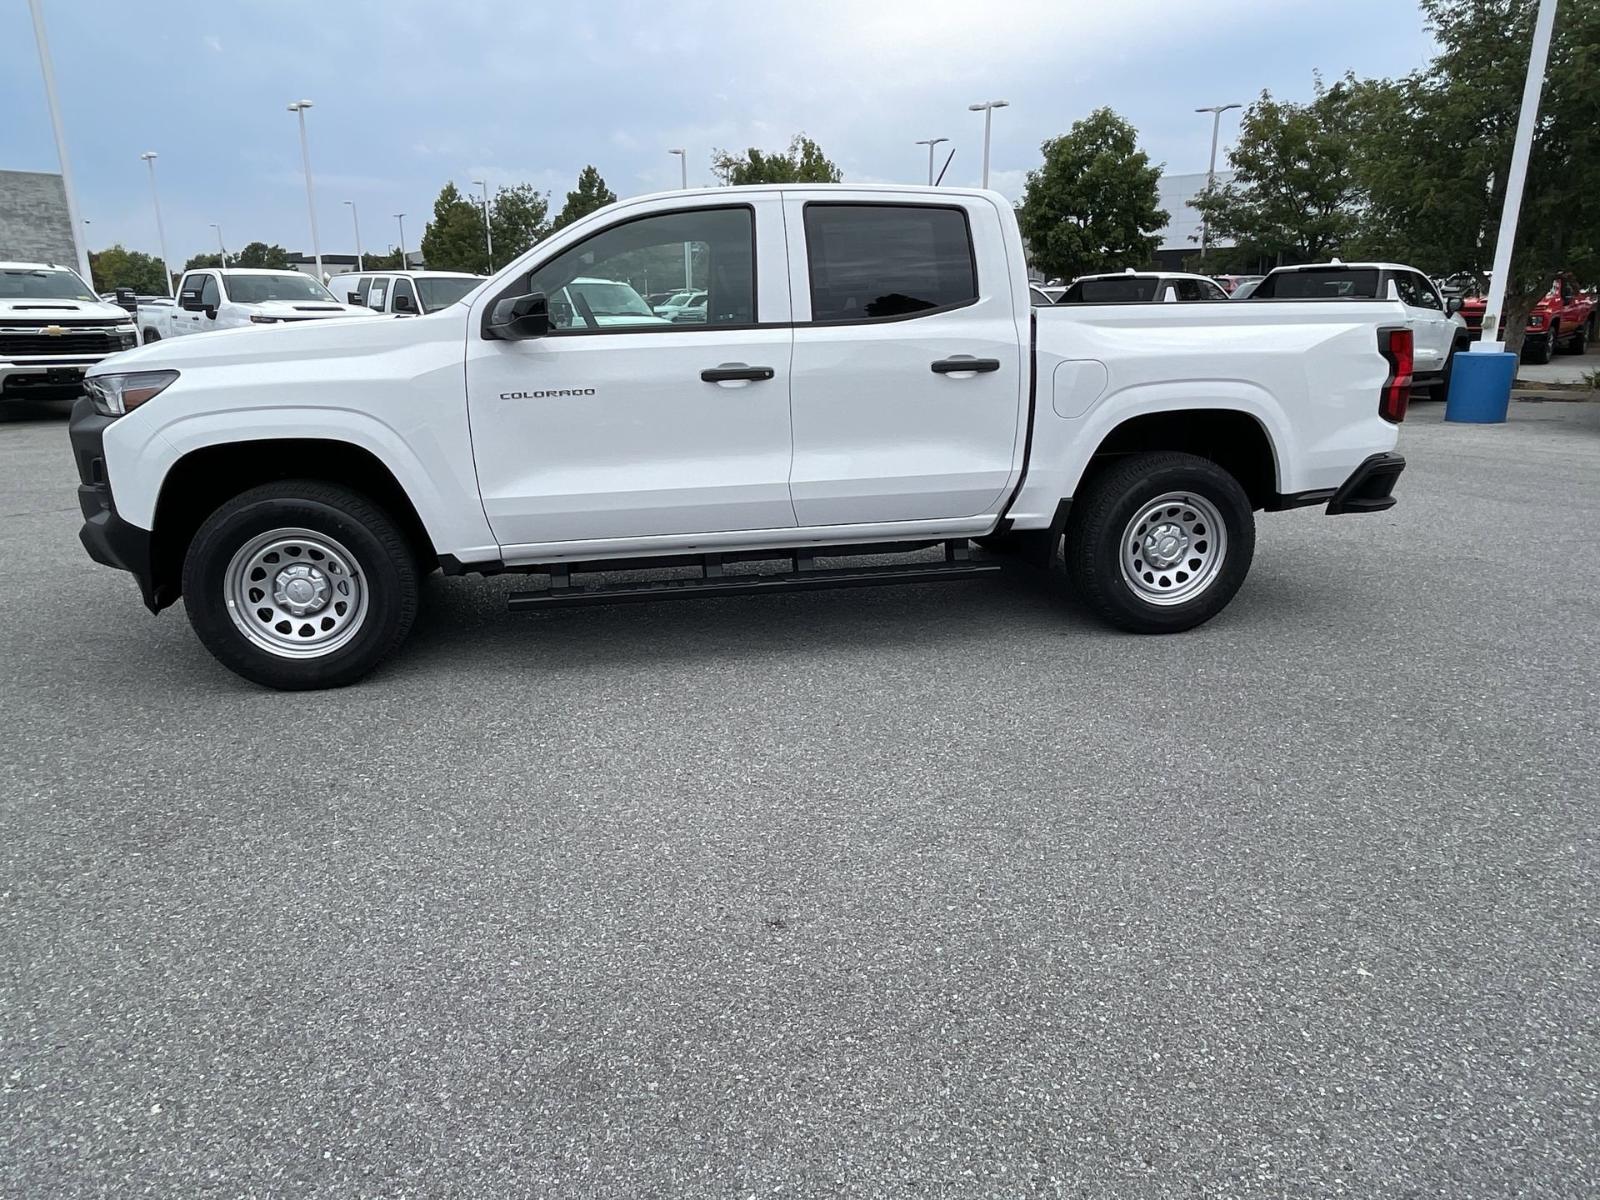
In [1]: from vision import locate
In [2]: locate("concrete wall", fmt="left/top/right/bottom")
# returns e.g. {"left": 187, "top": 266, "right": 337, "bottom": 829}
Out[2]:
{"left": 0, "top": 170, "right": 76, "bottom": 265}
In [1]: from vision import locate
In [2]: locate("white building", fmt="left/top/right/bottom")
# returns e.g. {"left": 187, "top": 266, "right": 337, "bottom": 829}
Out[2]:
{"left": 1152, "top": 170, "right": 1234, "bottom": 270}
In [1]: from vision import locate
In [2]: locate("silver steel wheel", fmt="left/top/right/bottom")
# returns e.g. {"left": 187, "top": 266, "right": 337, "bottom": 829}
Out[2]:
{"left": 223, "top": 527, "right": 369, "bottom": 659}
{"left": 1119, "top": 491, "right": 1228, "bottom": 607}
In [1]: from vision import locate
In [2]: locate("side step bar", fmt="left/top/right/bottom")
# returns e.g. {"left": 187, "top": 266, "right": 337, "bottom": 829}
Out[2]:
{"left": 507, "top": 541, "right": 1002, "bottom": 611}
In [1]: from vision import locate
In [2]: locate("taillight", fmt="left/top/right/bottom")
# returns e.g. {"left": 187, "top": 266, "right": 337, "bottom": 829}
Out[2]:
{"left": 1378, "top": 327, "right": 1412, "bottom": 423}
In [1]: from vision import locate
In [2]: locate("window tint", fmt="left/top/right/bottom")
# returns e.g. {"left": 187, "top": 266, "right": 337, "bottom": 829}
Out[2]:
{"left": 1176, "top": 279, "right": 1208, "bottom": 301}
{"left": 199, "top": 275, "right": 220, "bottom": 306}
{"left": 391, "top": 276, "right": 418, "bottom": 311}
{"left": 1254, "top": 268, "right": 1380, "bottom": 300}
{"left": 804, "top": 204, "right": 976, "bottom": 323}
{"left": 1060, "top": 277, "right": 1161, "bottom": 303}
{"left": 350, "top": 276, "right": 372, "bottom": 305}
{"left": 527, "top": 206, "right": 754, "bottom": 331}
{"left": 1407, "top": 273, "right": 1442, "bottom": 310}
{"left": 1201, "top": 280, "right": 1229, "bottom": 301}
{"left": 178, "top": 274, "right": 203, "bottom": 301}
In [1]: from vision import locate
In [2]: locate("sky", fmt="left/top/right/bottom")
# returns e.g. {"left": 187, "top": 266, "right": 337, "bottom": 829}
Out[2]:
{"left": 1, "top": 1, "right": 1441, "bottom": 266}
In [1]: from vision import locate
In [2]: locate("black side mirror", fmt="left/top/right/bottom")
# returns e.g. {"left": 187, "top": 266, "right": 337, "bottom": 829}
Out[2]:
{"left": 393, "top": 293, "right": 416, "bottom": 313}
{"left": 205, "top": 305, "right": 218, "bottom": 320}
{"left": 1447, "top": 297, "right": 1463, "bottom": 314}
{"left": 114, "top": 287, "right": 138, "bottom": 313}
{"left": 347, "top": 291, "right": 365, "bottom": 306}
{"left": 487, "top": 291, "right": 549, "bottom": 339}
{"left": 179, "top": 292, "right": 204, "bottom": 312}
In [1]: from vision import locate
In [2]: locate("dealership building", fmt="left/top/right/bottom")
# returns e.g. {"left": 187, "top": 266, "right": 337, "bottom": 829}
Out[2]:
{"left": 0, "top": 169, "right": 77, "bottom": 265}
{"left": 1152, "top": 170, "right": 1234, "bottom": 270}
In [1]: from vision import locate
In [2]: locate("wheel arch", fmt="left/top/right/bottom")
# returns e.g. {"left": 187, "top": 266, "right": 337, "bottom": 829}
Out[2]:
{"left": 1076, "top": 407, "right": 1281, "bottom": 511}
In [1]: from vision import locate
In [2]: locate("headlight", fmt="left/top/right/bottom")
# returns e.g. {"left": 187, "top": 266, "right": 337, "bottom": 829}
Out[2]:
{"left": 115, "top": 325, "right": 137, "bottom": 349}
{"left": 85, "top": 369, "right": 179, "bottom": 417}
{"left": 249, "top": 315, "right": 282, "bottom": 324}
{"left": 1528, "top": 314, "right": 1545, "bottom": 328}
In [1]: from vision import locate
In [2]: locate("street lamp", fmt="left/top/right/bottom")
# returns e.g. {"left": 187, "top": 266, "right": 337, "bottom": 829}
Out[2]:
{"left": 27, "top": 0, "right": 93, "bottom": 285}
{"left": 394, "top": 213, "right": 408, "bottom": 268}
{"left": 471, "top": 179, "right": 494, "bottom": 271}
{"left": 667, "top": 149, "right": 690, "bottom": 287}
{"left": 287, "top": 100, "right": 323, "bottom": 280}
{"left": 139, "top": 152, "right": 173, "bottom": 296}
{"left": 1195, "top": 103, "right": 1242, "bottom": 258}
{"left": 344, "top": 201, "right": 363, "bottom": 271}
{"left": 914, "top": 137, "right": 948, "bottom": 186}
{"left": 209, "top": 223, "right": 228, "bottom": 267}
{"left": 967, "top": 100, "right": 1009, "bottom": 190}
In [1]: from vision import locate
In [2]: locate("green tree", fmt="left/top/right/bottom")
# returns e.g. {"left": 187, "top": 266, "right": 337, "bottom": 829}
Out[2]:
{"left": 1016, "top": 108, "right": 1167, "bottom": 281}
{"left": 711, "top": 134, "right": 841, "bottom": 185}
{"left": 550, "top": 166, "right": 617, "bottom": 232}
{"left": 87, "top": 245, "right": 168, "bottom": 294}
{"left": 422, "top": 181, "right": 551, "bottom": 272}
{"left": 491, "top": 183, "right": 551, "bottom": 260}
{"left": 358, "top": 247, "right": 405, "bottom": 270}
{"left": 232, "top": 242, "right": 293, "bottom": 269}
{"left": 1191, "top": 77, "right": 1365, "bottom": 267}
{"left": 183, "top": 252, "right": 224, "bottom": 271}
{"left": 1348, "top": 0, "right": 1600, "bottom": 354}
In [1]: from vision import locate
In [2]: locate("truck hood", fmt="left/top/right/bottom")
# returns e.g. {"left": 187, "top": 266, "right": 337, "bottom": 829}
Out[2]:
{"left": 87, "top": 304, "right": 461, "bottom": 377}
{"left": 245, "top": 299, "right": 373, "bottom": 319}
{"left": 0, "top": 296, "right": 131, "bottom": 323}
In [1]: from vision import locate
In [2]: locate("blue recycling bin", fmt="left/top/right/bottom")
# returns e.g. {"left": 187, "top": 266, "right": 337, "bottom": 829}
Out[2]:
{"left": 1444, "top": 350, "right": 1516, "bottom": 424}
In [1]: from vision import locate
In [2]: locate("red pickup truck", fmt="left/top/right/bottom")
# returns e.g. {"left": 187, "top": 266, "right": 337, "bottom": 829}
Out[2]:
{"left": 1458, "top": 273, "right": 1596, "bottom": 363}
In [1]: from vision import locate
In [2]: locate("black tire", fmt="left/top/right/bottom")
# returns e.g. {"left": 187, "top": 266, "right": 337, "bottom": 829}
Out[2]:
{"left": 1064, "top": 452, "right": 1255, "bottom": 634}
{"left": 142, "top": 330, "right": 161, "bottom": 344}
{"left": 1560, "top": 321, "right": 1587, "bottom": 355}
{"left": 181, "top": 481, "right": 419, "bottom": 690}
{"left": 1524, "top": 325, "right": 1554, "bottom": 365}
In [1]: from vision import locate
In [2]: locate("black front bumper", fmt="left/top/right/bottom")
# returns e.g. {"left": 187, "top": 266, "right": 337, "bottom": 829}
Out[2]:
{"left": 1326, "top": 452, "right": 1406, "bottom": 515}
{"left": 69, "top": 396, "right": 164, "bottom": 612}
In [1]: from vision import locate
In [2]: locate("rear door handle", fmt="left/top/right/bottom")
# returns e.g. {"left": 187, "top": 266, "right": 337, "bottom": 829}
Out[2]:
{"left": 931, "top": 356, "right": 1001, "bottom": 374}
{"left": 701, "top": 364, "right": 775, "bottom": 382}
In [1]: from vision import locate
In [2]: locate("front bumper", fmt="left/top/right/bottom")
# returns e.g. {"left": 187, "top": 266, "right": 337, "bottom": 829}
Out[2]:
{"left": 69, "top": 396, "right": 164, "bottom": 612}
{"left": 1, "top": 358, "right": 100, "bottom": 402}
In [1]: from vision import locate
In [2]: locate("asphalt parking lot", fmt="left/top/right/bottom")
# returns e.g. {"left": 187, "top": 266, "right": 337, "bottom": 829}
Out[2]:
{"left": 2, "top": 397, "right": 1597, "bottom": 1198}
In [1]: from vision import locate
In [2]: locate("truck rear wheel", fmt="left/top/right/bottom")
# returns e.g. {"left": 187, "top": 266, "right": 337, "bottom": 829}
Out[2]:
{"left": 1064, "top": 452, "right": 1255, "bottom": 634}
{"left": 181, "top": 481, "right": 419, "bottom": 690}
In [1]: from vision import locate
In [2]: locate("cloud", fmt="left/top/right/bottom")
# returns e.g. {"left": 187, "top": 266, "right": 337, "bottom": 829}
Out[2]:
{"left": 202, "top": 34, "right": 222, "bottom": 53}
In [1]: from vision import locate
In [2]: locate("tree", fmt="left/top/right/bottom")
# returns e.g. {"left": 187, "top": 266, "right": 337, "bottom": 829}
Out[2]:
{"left": 421, "top": 181, "right": 550, "bottom": 273}
{"left": 1348, "top": 0, "right": 1600, "bottom": 354}
{"left": 87, "top": 245, "right": 168, "bottom": 294}
{"left": 1190, "top": 77, "right": 1365, "bottom": 267}
{"left": 711, "top": 134, "right": 841, "bottom": 185}
{"left": 183, "top": 252, "right": 224, "bottom": 271}
{"left": 358, "top": 247, "right": 404, "bottom": 270}
{"left": 1016, "top": 108, "right": 1167, "bottom": 281}
{"left": 550, "top": 166, "right": 616, "bottom": 232}
{"left": 232, "top": 242, "right": 292, "bottom": 269}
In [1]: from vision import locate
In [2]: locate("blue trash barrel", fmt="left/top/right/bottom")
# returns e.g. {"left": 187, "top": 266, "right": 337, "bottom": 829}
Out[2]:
{"left": 1445, "top": 350, "right": 1516, "bottom": 424}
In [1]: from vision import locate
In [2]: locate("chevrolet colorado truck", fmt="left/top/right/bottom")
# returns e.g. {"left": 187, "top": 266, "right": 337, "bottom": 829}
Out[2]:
{"left": 2, "top": 262, "right": 138, "bottom": 405}
{"left": 71, "top": 185, "right": 1411, "bottom": 690}
{"left": 136, "top": 267, "right": 370, "bottom": 343}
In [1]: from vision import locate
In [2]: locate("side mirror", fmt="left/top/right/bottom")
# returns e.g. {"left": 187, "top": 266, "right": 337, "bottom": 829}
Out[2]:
{"left": 114, "top": 287, "right": 138, "bottom": 313}
{"left": 1447, "top": 297, "right": 1463, "bottom": 314}
{"left": 204, "top": 305, "right": 218, "bottom": 320}
{"left": 179, "top": 292, "right": 204, "bottom": 312}
{"left": 487, "top": 291, "right": 549, "bottom": 340}
{"left": 347, "top": 291, "right": 365, "bottom": 306}
{"left": 393, "top": 293, "right": 416, "bottom": 313}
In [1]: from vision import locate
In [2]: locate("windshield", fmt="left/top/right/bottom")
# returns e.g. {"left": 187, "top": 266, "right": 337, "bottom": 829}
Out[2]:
{"left": 1060, "top": 277, "right": 1161, "bottom": 303}
{"left": 225, "top": 273, "right": 337, "bottom": 304}
{"left": 0, "top": 267, "right": 98, "bottom": 303}
{"left": 566, "top": 280, "right": 655, "bottom": 318}
{"left": 1254, "top": 268, "right": 1380, "bottom": 300}
{"left": 415, "top": 276, "right": 480, "bottom": 312}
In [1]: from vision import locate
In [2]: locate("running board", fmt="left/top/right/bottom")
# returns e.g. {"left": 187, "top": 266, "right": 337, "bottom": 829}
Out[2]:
{"left": 506, "top": 543, "right": 1002, "bottom": 611}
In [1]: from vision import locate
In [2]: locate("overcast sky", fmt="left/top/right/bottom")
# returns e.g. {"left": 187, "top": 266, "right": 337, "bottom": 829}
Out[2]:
{"left": 2, "top": 1, "right": 1439, "bottom": 265}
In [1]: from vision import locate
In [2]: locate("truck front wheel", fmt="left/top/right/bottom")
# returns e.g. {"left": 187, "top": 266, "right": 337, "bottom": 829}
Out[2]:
{"left": 1064, "top": 452, "right": 1255, "bottom": 634}
{"left": 181, "top": 481, "right": 419, "bottom": 689}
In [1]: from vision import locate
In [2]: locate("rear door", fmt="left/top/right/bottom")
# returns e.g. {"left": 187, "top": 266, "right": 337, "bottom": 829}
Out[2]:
{"left": 783, "top": 195, "right": 1025, "bottom": 525}
{"left": 1391, "top": 270, "right": 1453, "bottom": 374}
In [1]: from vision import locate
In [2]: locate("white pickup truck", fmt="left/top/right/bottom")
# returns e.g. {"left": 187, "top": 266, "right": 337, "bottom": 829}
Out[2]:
{"left": 2, "top": 262, "right": 138, "bottom": 406}
{"left": 72, "top": 185, "right": 1411, "bottom": 690}
{"left": 135, "top": 267, "right": 370, "bottom": 343}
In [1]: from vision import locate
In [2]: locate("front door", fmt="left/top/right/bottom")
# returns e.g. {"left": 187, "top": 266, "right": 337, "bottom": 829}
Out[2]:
{"left": 464, "top": 197, "right": 795, "bottom": 550}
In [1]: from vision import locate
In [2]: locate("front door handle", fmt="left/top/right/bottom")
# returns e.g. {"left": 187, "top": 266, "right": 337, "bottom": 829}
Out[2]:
{"left": 701, "top": 364, "right": 775, "bottom": 383}
{"left": 931, "top": 356, "right": 1001, "bottom": 374}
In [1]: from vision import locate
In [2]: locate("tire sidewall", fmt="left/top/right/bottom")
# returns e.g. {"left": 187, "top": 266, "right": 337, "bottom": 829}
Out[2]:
{"left": 183, "top": 492, "right": 412, "bottom": 689}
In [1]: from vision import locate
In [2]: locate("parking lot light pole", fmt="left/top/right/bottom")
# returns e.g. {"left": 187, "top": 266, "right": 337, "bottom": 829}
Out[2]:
{"left": 394, "top": 214, "right": 408, "bottom": 268}
{"left": 1195, "top": 103, "right": 1241, "bottom": 259}
{"left": 914, "top": 137, "right": 949, "bottom": 186}
{"left": 968, "top": 100, "right": 1008, "bottom": 190}
{"left": 287, "top": 100, "right": 323, "bottom": 280}
{"left": 472, "top": 180, "right": 494, "bottom": 271}
{"left": 344, "top": 201, "right": 363, "bottom": 271}
{"left": 209, "top": 223, "right": 228, "bottom": 267}
{"left": 668, "top": 149, "right": 690, "bottom": 287}
{"left": 27, "top": 0, "right": 94, "bottom": 286}
{"left": 139, "top": 153, "right": 173, "bottom": 296}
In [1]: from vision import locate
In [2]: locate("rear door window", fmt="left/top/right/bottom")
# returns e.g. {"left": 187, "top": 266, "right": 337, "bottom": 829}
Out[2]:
{"left": 803, "top": 203, "right": 977, "bottom": 323}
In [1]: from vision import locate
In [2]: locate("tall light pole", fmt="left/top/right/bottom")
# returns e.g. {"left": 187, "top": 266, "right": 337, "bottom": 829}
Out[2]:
{"left": 668, "top": 149, "right": 690, "bottom": 287}
{"left": 394, "top": 214, "right": 408, "bottom": 268}
{"left": 1195, "top": 103, "right": 1242, "bottom": 258}
{"left": 287, "top": 100, "right": 323, "bottom": 280}
{"left": 27, "top": 0, "right": 93, "bottom": 285}
{"left": 344, "top": 201, "right": 363, "bottom": 270}
{"left": 914, "top": 137, "right": 949, "bottom": 186}
{"left": 471, "top": 179, "right": 494, "bottom": 270}
{"left": 209, "top": 223, "right": 228, "bottom": 267}
{"left": 968, "top": 100, "right": 1009, "bottom": 190}
{"left": 140, "top": 152, "right": 173, "bottom": 296}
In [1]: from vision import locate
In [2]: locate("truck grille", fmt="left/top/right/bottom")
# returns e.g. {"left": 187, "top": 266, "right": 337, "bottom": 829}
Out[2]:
{"left": 0, "top": 330, "right": 118, "bottom": 356}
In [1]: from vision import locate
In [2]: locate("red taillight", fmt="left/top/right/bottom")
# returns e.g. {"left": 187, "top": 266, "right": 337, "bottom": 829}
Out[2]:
{"left": 1378, "top": 327, "right": 1412, "bottom": 423}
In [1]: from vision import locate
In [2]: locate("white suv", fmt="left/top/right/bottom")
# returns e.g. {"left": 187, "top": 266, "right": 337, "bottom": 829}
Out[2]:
{"left": 327, "top": 270, "right": 485, "bottom": 316}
